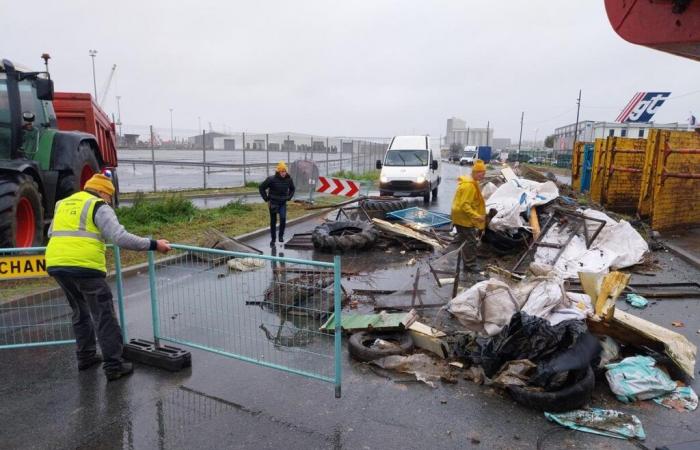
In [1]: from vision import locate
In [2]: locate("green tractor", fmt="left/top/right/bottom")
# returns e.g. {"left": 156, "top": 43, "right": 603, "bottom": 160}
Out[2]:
{"left": 1, "top": 58, "right": 110, "bottom": 248}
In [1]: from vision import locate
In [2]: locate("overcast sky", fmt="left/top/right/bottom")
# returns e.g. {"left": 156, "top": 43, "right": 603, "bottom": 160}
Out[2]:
{"left": 2, "top": 0, "right": 698, "bottom": 140}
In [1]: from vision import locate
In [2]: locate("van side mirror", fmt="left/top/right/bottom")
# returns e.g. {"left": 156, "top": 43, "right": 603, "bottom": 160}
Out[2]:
{"left": 35, "top": 78, "right": 54, "bottom": 101}
{"left": 376, "top": 160, "right": 382, "bottom": 170}
{"left": 431, "top": 160, "right": 438, "bottom": 170}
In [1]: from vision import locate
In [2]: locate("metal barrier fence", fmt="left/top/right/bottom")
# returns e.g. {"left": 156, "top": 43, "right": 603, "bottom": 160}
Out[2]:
{"left": 1, "top": 243, "right": 341, "bottom": 395}
{"left": 146, "top": 245, "right": 342, "bottom": 396}
{"left": 0, "top": 246, "right": 126, "bottom": 349}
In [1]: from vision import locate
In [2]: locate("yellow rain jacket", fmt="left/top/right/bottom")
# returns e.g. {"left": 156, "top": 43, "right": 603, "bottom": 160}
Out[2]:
{"left": 451, "top": 175, "right": 486, "bottom": 230}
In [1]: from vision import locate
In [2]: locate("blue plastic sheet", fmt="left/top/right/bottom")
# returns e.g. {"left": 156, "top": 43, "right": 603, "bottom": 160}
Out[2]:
{"left": 605, "top": 356, "right": 676, "bottom": 403}
{"left": 545, "top": 408, "right": 645, "bottom": 440}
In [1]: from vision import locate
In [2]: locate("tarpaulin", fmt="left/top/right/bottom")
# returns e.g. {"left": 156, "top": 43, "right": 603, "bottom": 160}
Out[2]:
{"left": 486, "top": 179, "right": 559, "bottom": 232}
{"left": 535, "top": 209, "right": 648, "bottom": 278}
{"left": 605, "top": 355, "right": 677, "bottom": 403}
{"left": 545, "top": 408, "right": 646, "bottom": 440}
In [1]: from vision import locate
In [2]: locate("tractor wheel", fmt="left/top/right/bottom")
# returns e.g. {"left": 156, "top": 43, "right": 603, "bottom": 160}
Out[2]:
{"left": 0, "top": 174, "right": 44, "bottom": 248}
{"left": 56, "top": 142, "right": 100, "bottom": 200}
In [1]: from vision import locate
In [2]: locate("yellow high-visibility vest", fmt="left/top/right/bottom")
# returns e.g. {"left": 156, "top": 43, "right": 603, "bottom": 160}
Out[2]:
{"left": 46, "top": 191, "right": 106, "bottom": 273}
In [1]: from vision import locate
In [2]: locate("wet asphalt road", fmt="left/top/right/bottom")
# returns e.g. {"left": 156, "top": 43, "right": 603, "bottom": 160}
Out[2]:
{"left": 2, "top": 162, "right": 700, "bottom": 449}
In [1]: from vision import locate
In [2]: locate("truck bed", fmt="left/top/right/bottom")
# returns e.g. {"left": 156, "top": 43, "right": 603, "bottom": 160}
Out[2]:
{"left": 52, "top": 92, "right": 118, "bottom": 167}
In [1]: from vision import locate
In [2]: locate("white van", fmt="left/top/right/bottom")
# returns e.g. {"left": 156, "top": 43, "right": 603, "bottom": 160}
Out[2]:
{"left": 376, "top": 135, "right": 441, "bottom": 203}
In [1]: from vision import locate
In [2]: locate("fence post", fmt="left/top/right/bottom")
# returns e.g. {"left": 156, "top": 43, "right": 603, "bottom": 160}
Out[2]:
{"left": 150, "top": 125, "right": 156, "bottom": 192}
{"left": 326, "top": 137, "right": 329, "bottom": 176}
{"left": 242, "top": 132, "right": 247, "bottom": 186}
{"left": 202, "top": 130, "right": 207, "bottom": 189}
{"left": 114, "top": 246, "right": 127, "bottom": 344}
{"left": 147, "top": 250, "right": 160, "bottom": 346}
{"left": 266, "top": 133, "right": 270, "bottom": 175}
{"left": 351, "top": 140, "right": 355, "bottom": 173}
{"left": 334, "top": 254, "right": 342, "bottom": 398}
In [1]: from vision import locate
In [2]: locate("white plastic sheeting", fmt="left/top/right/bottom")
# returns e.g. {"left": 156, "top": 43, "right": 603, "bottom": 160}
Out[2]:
{"left": 446, "top": 272, "right": 594, "bottom": 336}
{"left": 486, "top": 179, "right": 559, "bottom": 232}
{"left": 535, "top": 209, "right": 648, "bottom": 278}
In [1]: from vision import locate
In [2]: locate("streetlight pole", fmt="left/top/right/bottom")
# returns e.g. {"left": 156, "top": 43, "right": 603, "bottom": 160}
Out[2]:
{"left": 89, "top": 50, "right": 98, "bottom": 102}
{"left": 169, "top": 108, "right": 174, "bottom": 144}
{"left": 115, "top": 95, "right": 122, "bottom": 139}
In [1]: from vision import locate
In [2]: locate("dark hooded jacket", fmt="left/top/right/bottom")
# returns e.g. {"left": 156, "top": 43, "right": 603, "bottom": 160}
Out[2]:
{"left": 259, "top": 172, "right": 295, "bottom": 204}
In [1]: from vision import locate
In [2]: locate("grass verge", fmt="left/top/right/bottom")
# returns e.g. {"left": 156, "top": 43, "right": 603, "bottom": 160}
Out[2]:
{"left": 3, "top": 194, "right": 342, "bottom": 301}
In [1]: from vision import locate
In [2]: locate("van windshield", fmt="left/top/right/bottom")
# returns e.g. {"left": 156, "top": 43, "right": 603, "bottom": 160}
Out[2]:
{"left": 384, "top": 150, "right": 429, "bottom": 166}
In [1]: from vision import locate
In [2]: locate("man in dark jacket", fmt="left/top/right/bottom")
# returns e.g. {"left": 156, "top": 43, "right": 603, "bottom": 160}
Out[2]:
{"left": 259, "top": 161, "right": 295, "bottom": 246}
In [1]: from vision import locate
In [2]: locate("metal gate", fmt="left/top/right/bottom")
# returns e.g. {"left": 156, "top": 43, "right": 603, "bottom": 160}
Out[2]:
{"left": 145, "top": 244, "right": 343, "bottom": 397}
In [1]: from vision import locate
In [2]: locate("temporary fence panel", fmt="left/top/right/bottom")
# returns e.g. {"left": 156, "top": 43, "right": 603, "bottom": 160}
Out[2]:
{"left": 649, "top": 130, "right": 700, "bottom": 230}
{"left": 581, "top": 143, "right": 595, "bottom": 193}
{"left": 589, "top": 138, "right": 608, "bottom": 203}
{"left": 147, "top": 245, "right": 342, "bottom": 396}
{"left": 602, "top": 137, "right": 647, "bottom": 213}
{"left": 571, "top": 142, "right": 584, "bottom": 192}
{"left": 0, "top": 246, "right": 127, "bottom": 350}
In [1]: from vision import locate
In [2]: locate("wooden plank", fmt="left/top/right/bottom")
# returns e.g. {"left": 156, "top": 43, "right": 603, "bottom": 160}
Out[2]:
{"left": 501, "top": 167, "right": 518, "bottom": 182}
{"left": 588, "top": 309, "right": 697, "bottom": 380}
{"left": 372, "top": 218, "right": 445, "bottom": 250}
{"left": 529, "top": 207, "right": 541, "bottom": 241}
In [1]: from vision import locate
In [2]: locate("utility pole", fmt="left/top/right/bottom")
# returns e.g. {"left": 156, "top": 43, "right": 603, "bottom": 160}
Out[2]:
{"left": 169, "top": 108, "right": 174, "bottom": 144}
{"left": 517, "top": 112, "right": 524, "bottom": 154}
{"left": 89, "top": 50, "right": 98, "bottom": 102}
{"left": 572, "top": 89, "right": 582, "bottom": 155}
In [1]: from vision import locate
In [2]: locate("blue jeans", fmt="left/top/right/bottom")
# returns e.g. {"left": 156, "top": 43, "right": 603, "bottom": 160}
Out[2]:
{"left": 269, "top": 202, "right": 287, "bottom": 241}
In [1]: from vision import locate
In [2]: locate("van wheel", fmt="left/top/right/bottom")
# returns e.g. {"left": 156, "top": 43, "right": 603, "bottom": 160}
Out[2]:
{"left": 423, "top": 191, "right": 430, "bottom": 203}
{"left": 432, "top": 186, "right": 438, "bottom": 199}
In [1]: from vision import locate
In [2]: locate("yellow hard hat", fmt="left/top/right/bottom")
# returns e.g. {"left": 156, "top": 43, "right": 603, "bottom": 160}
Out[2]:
{"left": 276, "top": 161, "right": 288, "bottom": 172}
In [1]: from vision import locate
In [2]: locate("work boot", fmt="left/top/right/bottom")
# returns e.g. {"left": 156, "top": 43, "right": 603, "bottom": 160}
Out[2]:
{"left": 78, "top": 354, "right": 103, "bottom": 371}
{"left": 270, "top": 239, "right": 276, "bottom": 247}
{"left": 278, "top": 235, "right": 284, "bottom": 243}
{"left": 105, "top": 362, "right": 134, "bottom": 382}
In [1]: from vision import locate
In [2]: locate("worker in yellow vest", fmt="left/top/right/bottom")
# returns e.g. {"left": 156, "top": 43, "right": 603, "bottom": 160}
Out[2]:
{"left": 450, "top": 160, "right": 487, "bottom": 275}
{"left": 46, "top": 173, "right": 171, "bottom": 381}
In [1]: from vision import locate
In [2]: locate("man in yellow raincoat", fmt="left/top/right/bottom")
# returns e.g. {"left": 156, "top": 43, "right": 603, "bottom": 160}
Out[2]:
{"left": 450, "top": 160, "right": 486, "bottom": 273}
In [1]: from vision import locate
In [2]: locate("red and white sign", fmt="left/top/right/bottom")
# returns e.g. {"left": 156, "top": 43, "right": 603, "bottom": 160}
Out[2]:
{"left": 316, "top": 176, "right": 360, "bottom": 197}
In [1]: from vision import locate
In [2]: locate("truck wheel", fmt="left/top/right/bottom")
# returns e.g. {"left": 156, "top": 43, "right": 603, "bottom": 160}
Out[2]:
{"left": 312, "top": 220, "right": 379, "bottom": 252}
{"left": 56, "top": 142, "right": 100, "bottom": 200}
{"left": 0, "top": 174, "right": 44, "bottom": 248}
{"left": 359, "top": 199, "right": 408, "bottom": 213}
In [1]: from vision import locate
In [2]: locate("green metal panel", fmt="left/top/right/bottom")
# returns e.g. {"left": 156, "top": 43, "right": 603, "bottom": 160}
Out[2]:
{"left": 33, "top": 128, "right": 55, "bottom": 170}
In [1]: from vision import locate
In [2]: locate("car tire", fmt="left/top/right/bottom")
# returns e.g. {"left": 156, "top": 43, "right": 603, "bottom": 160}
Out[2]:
{"left": 506, "top": 366, "right": 595, "bottom": 413}
{"left": 348, "top": 331, "right": 414, "bottom": 362}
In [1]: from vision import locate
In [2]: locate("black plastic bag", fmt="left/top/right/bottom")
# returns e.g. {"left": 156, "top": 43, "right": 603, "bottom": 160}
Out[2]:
{"left": 470, "top": 312, "right": 588, "bottom": 378}
{"left": 530, "top": 332, "right": 601, "bottom": 389}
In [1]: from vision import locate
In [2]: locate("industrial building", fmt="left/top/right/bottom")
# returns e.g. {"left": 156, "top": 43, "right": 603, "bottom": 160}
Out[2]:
{"left": 445, "top": 116, "right": 494, "bottom": 147}
{"left": 553, "top": 121, "right": 688, "bottom": 151}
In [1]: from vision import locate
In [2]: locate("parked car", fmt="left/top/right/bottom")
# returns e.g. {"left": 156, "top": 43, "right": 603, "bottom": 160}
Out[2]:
{"left": 529, "top": 157, "right": 546, "bottom": 164}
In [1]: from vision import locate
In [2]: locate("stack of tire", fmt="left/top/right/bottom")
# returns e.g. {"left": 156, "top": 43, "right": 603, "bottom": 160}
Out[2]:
{"left": 311, "top": 220, "right": 379, "bottom": 253}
